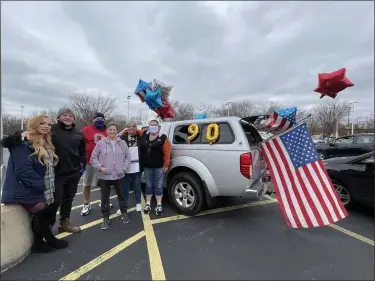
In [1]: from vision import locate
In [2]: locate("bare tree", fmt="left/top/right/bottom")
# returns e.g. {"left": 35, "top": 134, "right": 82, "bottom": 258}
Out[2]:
{"left": 215, "top": 100, "right": 257, "bottom": 118}
{"left": 2, "top": 113, "right": 21, "bottom": 135}
{"left": 28, "top": 108, "right": 59, "bottom": 123}
{"left": 68, "top": 92, "right": 120, "bottom": 126}
{"left": 313, "top": 99, "right": 350, "bottom": 137}
{"left": 257, "top": 101, "right": 284, "bottom": 115}
{"left": 170, "top": 100, "right": 196, "bottom": 121}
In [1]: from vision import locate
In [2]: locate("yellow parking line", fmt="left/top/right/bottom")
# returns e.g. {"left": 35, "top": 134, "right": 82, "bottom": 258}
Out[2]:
{"left": 57, "top": 195, "right": 118, "bottom": 215}
{"left": 150, "top": 197, "right": 278, "bottom": 225}
{"left": 265, "top": 195, "right": 374, "bottom": 246}
{"left": 328, "top": 224, "right": 374, "bottom": 247}
{"left": 141, "top": 194, "right": 166, "bottom": 281}
{"left": 56, "top": 207, "right": 136, "bottom": 239}
{"left": 59, "top": 231, "right": 145, "bottom": 281}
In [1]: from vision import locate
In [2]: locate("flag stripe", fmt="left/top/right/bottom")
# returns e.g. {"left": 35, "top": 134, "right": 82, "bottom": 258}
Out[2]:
{"left": 274, "top": 139, "right": 319, "bottom": 228}
{"left": 303, "top": 164, "right": 335, "bottom": 224}
{"left": 310, "top": 162, "right": 340, "bottom": 222}
{"left": 261, "top": 143, "right": 297, "bottom": 228}
{"left": 294, "top": 168, "right": 325, "bottom": 226}
{"left": 271, "top": 139, "right": 308, "bottom": 228}
{"left": 297, "top": 167, "right": 330, "bottom": 225}
{"left": 316, "top": 161, "right": 348, "bottom": 218}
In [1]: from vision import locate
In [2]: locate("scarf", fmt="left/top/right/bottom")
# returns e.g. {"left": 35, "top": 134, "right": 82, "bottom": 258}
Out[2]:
{"left": 43, "top": 146, "right": 56, "bottom": 205}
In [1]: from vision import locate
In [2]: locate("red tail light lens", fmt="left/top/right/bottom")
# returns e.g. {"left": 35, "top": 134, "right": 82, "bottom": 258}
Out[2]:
{"left": 240, "top": 152, "right": 253, "bottom": 179}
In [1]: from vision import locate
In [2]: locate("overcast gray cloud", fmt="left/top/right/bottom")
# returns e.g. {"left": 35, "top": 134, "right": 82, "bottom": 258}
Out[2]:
{"left": 1, "top": 1, "right": 374, "bottom": 119}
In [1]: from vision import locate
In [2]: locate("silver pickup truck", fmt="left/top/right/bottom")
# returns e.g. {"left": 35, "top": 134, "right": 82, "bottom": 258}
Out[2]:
{"left": 132, "top": 116, "right": 269, "bottom": 216}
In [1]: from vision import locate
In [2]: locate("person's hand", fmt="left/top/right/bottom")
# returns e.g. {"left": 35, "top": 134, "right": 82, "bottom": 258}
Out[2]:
{"left": 100, "top": 167, "right": 107, "bottom": 173}
{"left": 163, "top": 167, "right": 168, "bottom": 173}
{"left": 21, "top": 131, "right": 30, "bottom": 140}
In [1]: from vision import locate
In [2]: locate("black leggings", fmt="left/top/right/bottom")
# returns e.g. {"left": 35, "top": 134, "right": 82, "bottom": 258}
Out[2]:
{"left": 100, "top": 178, "right": 127, "bottom": 217}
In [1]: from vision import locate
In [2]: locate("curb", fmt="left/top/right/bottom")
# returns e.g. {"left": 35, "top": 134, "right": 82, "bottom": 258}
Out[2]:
{"left": 1, "top": 204, "right": 33, "bottom": 273}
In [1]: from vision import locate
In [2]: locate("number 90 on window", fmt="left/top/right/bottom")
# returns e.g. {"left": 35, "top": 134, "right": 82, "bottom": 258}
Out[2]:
{"left": 188, "top": 123, "right": 220, "bottom": 144}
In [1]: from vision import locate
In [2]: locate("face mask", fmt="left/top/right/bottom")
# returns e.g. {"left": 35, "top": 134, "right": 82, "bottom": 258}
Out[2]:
{"left": 149, "top": 125, "right": 159, "bottom": 134}
{"left": 94, "top": 120, "right": 105, "bottom": 129}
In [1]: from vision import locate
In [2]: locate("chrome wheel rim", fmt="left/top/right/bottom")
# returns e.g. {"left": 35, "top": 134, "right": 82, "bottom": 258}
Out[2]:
{"left": 174, "top": 182, "right": 195, "bottom": 208}
{"left": 334, "top": 183, "right": 351, "bottom": 206}
{"left": 318, "top": 152, "right": 325, "bottom": 160}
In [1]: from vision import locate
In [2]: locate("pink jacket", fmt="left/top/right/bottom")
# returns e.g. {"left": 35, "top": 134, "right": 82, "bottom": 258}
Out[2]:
{"left": 90, "top": 137, "right": 131, "bottom": 180}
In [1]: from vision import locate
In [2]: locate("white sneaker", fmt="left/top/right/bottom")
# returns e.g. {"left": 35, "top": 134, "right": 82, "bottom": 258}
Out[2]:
{"left": 136, "top": 204, "right": 142, "bottom": 212}
{"left": 116, "top": 209, "right": 121, "bottom": 215}
{"left": 99, "top": 201, "right": 113, "bottom": 208}
{"left": 81, "top": 204, "right": 91, "bottom": 216}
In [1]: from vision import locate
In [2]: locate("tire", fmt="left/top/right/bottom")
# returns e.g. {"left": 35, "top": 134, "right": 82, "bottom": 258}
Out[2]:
{"left": 318, "top": 151, "right": 327, "bottom": 160}
{"left": 168, "top": 172, "right": 205, "bottom": 216}
{"left": 332, "top": 179, "right": 352, "bottom": 208}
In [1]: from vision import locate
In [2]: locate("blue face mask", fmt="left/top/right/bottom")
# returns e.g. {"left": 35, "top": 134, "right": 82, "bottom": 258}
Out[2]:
{"left": 94, "top": 120, "right": 105, "bottom": 129}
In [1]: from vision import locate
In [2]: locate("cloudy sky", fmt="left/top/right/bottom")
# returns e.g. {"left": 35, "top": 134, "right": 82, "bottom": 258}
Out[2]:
{"left": 2, "top": 1, "right": 374, "bottom": 119}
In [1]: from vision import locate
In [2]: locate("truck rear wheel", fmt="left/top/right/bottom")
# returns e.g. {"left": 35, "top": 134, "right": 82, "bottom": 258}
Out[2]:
{"left": 168, "top": 172, "right": 205, "bottom": 216}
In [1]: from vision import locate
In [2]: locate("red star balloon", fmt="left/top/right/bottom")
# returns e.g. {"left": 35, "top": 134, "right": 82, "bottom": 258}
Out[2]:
{"left": 314, "top": 68, "right": 354, "bottom": 99}
{"left": 154, "top": 102, "right": 174, "bottom": 120}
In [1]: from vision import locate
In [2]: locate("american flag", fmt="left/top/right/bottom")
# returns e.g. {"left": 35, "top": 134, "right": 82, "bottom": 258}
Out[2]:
{"left": 265, "top": 107, "right": 297, "bottom": 132}
{"left": 260, "top": 122, "right": 348, "bottom": 228}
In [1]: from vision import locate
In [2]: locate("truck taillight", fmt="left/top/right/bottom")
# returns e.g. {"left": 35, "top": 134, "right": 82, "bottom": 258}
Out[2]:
{"left": 240, "top": 152, "right": 253, "bottom": 179}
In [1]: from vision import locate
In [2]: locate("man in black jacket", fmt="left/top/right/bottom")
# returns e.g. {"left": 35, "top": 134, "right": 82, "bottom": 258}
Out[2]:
{"left": 51, "top": 107, "right": 86, "bottom": 233}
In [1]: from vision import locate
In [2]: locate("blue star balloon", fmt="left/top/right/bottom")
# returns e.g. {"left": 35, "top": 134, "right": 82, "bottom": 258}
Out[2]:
{"left": 145, "top": 88, "right": 162, "bottom": 110}
{"left": 134, "top": 79, "right": 152, "bottom": 94}
{"left": 195, "top": 113, "right": 207, "bottom": 119}
{"left": 274, "top": 106, "right": 297, "bottom": 125}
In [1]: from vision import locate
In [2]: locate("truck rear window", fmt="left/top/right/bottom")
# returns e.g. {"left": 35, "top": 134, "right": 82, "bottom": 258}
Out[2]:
{"left": 240, "top": 121, "right": 263, "bottom": 146}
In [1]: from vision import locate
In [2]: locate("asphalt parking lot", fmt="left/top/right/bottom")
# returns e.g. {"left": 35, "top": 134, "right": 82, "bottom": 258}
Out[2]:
{"left": 1, "top": 183, "right": 374, "bottom": 280}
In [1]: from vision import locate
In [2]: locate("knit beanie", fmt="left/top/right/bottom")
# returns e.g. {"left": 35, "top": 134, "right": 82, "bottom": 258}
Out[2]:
{"left": 57, "top": 107, "right": 75, "bottom": 119}
{"left": 93, "top": 112, "right": 105, "bottom": 120}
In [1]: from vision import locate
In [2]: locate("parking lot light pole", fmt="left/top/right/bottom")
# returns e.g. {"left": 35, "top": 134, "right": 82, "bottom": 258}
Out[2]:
{"left": 225, "top": 102, "right": 232, "bottom": 116}
{"left": 350, "top": 101, "right": 359, "bottom": 135}
{"left": 127, "top": 96, "right": 131, "bottom": 120}
{"left": 20, "top": 105, "right": 24, "bottom": 130}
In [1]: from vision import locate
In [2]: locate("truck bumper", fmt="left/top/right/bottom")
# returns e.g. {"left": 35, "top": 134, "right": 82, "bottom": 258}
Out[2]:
{"left": 240, "top": 176, "right": 269, "bottom": 200}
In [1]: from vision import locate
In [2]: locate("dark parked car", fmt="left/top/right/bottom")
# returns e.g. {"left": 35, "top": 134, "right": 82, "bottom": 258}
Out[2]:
{"left": 323, "top": 152, "right": 374, "bottom": 208}
{"left": 316, "top": 133, "right": 374, "bottom": 160}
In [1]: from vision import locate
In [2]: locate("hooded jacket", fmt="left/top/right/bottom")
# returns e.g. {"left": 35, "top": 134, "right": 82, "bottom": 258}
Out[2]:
{"left": 90, "top": 137, "right": 131, "bottom": 181}
{"left": 0, "top": 132, "right": 46, "bottom": 205}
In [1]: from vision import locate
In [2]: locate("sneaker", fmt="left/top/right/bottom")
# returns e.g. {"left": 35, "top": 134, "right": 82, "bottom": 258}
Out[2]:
{"left": 143, "top": 204, "right": 151, "bottom": 214}
{"left": 121, "top": 213, "right": 130, "bottom": 224}
{"left": 155, "top": 205, "right": 163, "bottom": 216}
{"left": 101, "top": 217, "right": 110, "bottom": 230}
{"left": 99, "top": 202, "right": 113, "bottom": 208}
{"left": 81, "top": 204, "right": 91, "bottom": 216}
{"left": 115, "top": 209, "right": 122, "bottom": 216}
{"left": 136, "top": 204, "right": 142, "bottom": 212}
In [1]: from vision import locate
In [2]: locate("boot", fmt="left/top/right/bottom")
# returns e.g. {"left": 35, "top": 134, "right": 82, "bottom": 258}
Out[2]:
{"left": 58, "top": 219, "right": 81, "bottom": 233}
{"left": 121, "top": 212, "right": 130, "bottom": 224}
{"left": 101, "top": 217, "right": 110, "bottom": 230}
{"left": 33, "top": 212, "right": 69, "bottom": 250}
{"left": 31, "top": 233, "right": 55, "bottom": 253}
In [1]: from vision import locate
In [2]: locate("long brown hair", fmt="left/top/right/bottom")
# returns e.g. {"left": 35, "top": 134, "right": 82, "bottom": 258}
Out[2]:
{"left": 27, "top": 115, "right": 58, "bottom": 165}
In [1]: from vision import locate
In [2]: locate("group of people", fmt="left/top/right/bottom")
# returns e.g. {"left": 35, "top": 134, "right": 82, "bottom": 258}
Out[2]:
{"left": 1, "top": 107, "right": 171, "bottom": 253}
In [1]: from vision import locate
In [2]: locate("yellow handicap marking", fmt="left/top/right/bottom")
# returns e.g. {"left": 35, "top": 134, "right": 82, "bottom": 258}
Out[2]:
{"left": 141, "top": 193, "right": 166, "bottom": 281}
{"left": 59, "top": 231, "right": 145, "bottom": 281}
{"left": 56, "top": 207, "right": 136, "bottom": 239}
{"left": 150, "top": 196, "right": 278, "bottom": 225}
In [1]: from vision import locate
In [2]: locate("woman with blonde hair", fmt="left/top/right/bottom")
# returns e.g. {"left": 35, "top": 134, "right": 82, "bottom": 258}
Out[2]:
{"left": 1, "top": 115, "right": 69, "bottom": 253}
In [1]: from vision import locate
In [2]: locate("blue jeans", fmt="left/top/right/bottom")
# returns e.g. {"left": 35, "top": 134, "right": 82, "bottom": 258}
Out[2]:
{"left": 144, "top": 168, "right": 164, "bottom": 196}
{"left": 123, "top": 172, "right": 141, "bottom": 204}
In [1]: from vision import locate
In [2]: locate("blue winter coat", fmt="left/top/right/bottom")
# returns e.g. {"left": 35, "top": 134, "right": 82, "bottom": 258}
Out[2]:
{"left": 1, "top": 132, "right": 46, "bottom": 205}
